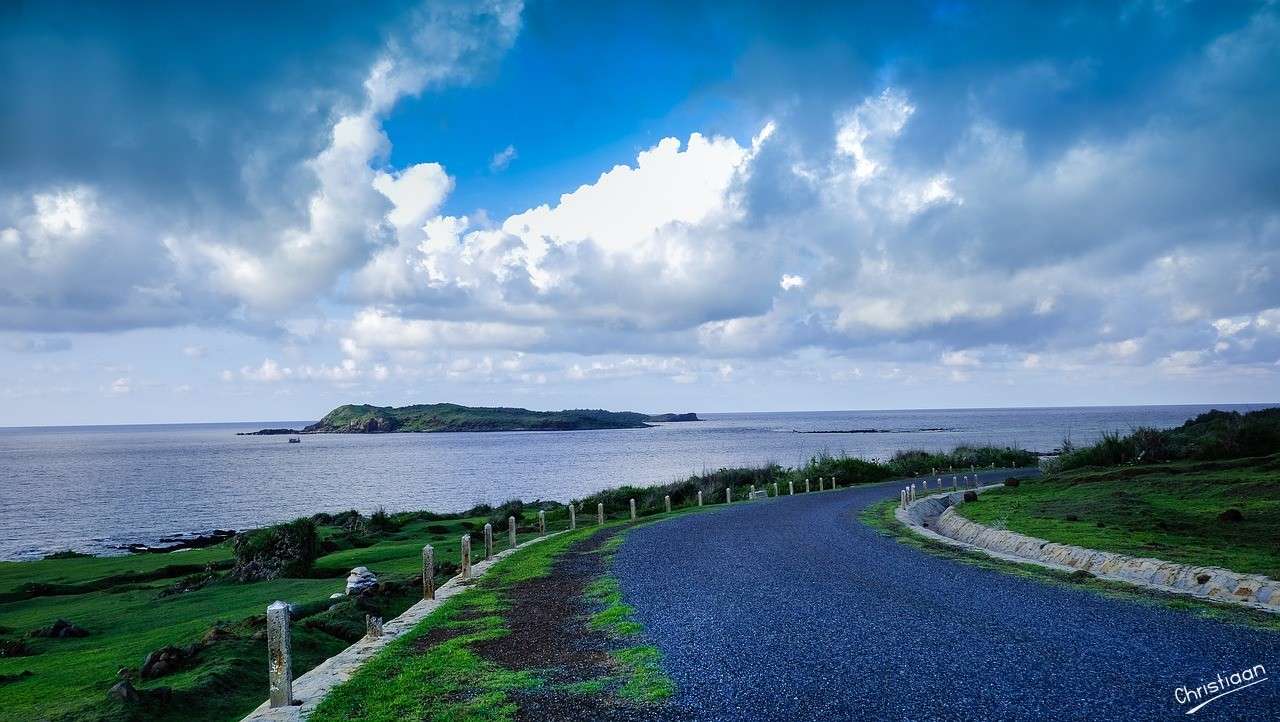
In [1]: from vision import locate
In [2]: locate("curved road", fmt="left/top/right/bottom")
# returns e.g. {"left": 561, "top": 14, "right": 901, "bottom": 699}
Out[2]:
{"left": 615, "top": 472, "right": 1280, "bottom": 720}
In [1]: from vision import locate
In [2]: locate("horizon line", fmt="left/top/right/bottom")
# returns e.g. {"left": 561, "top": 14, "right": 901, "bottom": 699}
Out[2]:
{"left": 1, "top": 401, "right": 1275, "bottom": 431}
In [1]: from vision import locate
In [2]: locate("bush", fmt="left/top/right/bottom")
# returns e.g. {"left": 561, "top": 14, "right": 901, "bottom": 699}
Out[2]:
{"left": 369, "top": 507, "right": 398, "bottom": 533}
{"left": 1003, "top": 477, "right": 1021, "bottom": 487}
{"left": 230, "top": 518, "right": 319, "bottom": 582}
{"left": 487, "top": 499, "right": 525, "bottom": 529}
{"left": 1057, "top": 408, "right": 1280, "bottom": 471}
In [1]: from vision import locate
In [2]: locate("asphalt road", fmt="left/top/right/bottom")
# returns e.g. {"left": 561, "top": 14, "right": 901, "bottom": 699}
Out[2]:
{"left": 614, "top": 471, "right": 1280, "bottom": 720}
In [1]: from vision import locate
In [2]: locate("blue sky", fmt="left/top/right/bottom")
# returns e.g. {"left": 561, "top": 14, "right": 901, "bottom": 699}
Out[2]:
{"left": 2, "top": 0, "right": 1279, "bottom": 425}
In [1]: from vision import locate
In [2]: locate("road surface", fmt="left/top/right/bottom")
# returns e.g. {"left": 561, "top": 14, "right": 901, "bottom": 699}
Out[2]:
{"left": 615, "top": 471, "right": 1280, "bottom": 720}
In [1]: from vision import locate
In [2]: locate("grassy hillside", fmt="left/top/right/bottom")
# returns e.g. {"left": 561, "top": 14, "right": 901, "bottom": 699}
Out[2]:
{"left": 957, "top": 455, "right": 1280, "bottom": 578}
{"left": 302, "top": 403, "right": 652, "bottom": 433}
{"left": 1056, "top": 407, "right": 1280, "bottom": 471}
{"left": 0, "top": 511, "right": 554, "bottom": 722}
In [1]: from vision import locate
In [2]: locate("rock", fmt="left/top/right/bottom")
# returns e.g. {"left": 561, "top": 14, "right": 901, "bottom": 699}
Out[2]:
{"left": 1196, "top": 573, "right": 1211, "bottom": 585}
{"left": 962, "top": 491, "right": 978, "bottom": 502}
{"left": 345, "top": 566, "right": 378, "bottom": 596}
{"left": 30, "top": 619, "right": 89, "bottom": 638}
{"left": 140, "top": 644, "right": 198, "bottom": 679}
{"left": 1003, "top": 477, "right": 1021, "bottom": 487}
{"left": 1218, "top": 508, "right": 1244, "bottom": 523}
{"left": 329, "top": 592, "right": 345, "bottom": 600}
{"left": 108, "top": 679, "right": 141, "bottom": 704}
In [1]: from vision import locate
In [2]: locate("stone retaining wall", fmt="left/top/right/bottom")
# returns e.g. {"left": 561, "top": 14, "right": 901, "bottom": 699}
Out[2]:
{"left": 895, "top": 486, "right": 1280, "bottom": 614}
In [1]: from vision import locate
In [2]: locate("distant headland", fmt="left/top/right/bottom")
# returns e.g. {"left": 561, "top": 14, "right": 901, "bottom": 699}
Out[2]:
{"left": 238, "top": 403, "right": 700, "bottom": 435}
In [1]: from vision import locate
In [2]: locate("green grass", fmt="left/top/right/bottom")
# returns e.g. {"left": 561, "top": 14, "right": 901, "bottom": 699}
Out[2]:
{"left": 955, "top": 456, "right": 1280, "bottom": 578}
{"left": 0, "top": 513, "right": 560, "bottom": 722}
{"left": 312, "top": 519, "right": 679, "bottom": 721}
{"left": 310, "top": 528, "right": 592, "bottom": 722}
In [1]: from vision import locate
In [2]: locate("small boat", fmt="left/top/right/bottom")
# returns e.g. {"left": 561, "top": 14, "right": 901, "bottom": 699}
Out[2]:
{"left": 288, "top": 437, "right": 301, "bottom": 444}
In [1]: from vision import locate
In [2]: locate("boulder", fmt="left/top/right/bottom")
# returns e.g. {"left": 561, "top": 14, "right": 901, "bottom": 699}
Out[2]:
{"left": 345, "top": 566, "right": 378, "bottom": 596}
{"left": 963, "top": 491, "right": 978, "bottom": 502}
{"left": 30, "top": 619, "right": 89, "bottom": 639}
{"left": 1218, "top": 508, "right": 1244, "bottom": 523}
{"left": 108, "top": 679, "right": 141, "bottom": 704}
{"left": 140, "top": 644, "right": 198, "bottom": 679}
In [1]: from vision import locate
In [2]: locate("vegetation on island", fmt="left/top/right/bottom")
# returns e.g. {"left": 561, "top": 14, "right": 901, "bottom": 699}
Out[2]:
{"left": 243, "top": 403, "right": 676, "bottom": 434}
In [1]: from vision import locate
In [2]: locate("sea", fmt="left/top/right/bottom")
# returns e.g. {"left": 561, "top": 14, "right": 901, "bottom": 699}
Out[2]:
{"left": 0, "top": 404, "right": 1271, "bottom": 560}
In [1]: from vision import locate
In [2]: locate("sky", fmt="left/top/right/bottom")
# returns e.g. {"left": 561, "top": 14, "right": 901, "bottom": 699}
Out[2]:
{"left": 2, "top": 0, "right": 1279, "bottom": 426}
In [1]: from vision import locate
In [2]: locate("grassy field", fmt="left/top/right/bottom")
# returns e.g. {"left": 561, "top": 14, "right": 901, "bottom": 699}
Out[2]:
{"left": 955, "top": 455, "right": 1280, "bottom": 578}
{"left": 0, "top": 513, "right": 553, "bottom": 722}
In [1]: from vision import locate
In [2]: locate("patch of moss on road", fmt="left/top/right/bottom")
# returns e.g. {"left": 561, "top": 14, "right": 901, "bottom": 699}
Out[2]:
{"left": 311, "top": 523, "right": 679, "bottom": 722}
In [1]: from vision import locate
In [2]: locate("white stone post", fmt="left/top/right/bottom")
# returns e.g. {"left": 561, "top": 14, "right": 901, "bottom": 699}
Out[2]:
{"left": 267, "top": 601, "right": 292, "bottom": 708}
{"left": 630, "top": 498, "right": 637, "bottom": 521}
{"left": 773, "top": 482, "right": 779, "bottom": 496}
{"left": 789, "top": 481, "right": 795, "bottom": 495}
{"left": 664, "top": 495, "right": 671, "bottom": 513}
{"left": 483, "top": 523, "right": 494, "bottom": 560}
{"left": 569, "top": 504, "right": 576, "bottom": 530}
{"left": 538, "top": 510, "right": 546, "bottom": 534}
{"left": 725, "top": 487, "right": 732, "bottom": 504}
{"left": 460, "top": 535, "right": 472, "bottom": 579}
{"left": 805, "top": 478, "right": 811, "bottom": 493}
{"left": 508, "top": 516, "right": 517, "bottom": 547}
{"left": 697, "top": 490, "right": 703, "bottom": 506}
{"left": 597, "top": 502, "right": 604, "bottom": 525}
{"left": 422, "top": 544, "right": 435, "bottom": 600}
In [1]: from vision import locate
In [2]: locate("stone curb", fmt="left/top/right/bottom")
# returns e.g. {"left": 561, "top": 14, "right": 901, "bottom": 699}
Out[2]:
{"left": 241, "top": 530, "right": 568, "bottom": 721}
{"left": 895, "top": 486, "right": 1280, "bottom": 615}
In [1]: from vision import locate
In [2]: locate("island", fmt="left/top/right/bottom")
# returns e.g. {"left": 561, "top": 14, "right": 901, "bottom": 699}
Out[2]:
{"left": 239, "top": 403, "right": 699, "bottom": 434}
{"left": 646, "top": 413, "right": 700, "bottom": 422}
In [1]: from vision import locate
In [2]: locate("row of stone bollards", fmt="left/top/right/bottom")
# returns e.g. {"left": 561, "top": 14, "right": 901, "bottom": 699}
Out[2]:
{"left": 265, "top": 510, "right": 548, "bottom": 708}
{"left": 900, "top": 473, "right": 991, "bottom": 508}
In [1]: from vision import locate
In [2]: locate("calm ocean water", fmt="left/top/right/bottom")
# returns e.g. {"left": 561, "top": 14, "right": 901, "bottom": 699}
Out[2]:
{"left": 0, "top": 404, "right": 1270, "bottom": 559}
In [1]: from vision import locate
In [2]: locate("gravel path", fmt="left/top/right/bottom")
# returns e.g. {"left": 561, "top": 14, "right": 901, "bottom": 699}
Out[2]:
{"left": 614, "top": 471, "right": 1280, "bottom": 720}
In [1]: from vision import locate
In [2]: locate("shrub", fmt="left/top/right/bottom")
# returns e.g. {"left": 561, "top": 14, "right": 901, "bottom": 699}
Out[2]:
{"left": 230, "top": 518, "right": 319, "bottom": 582}
{"left": 1057, "top": 408, "right": 1280, "bottom": 471}
{"left": 369, "top": 507, "right": 398, "bottom": 533}
{"left": 487, "top": 499, "right": 525, "bottom": 529}
{"left": 1003, "top": 477, "right": 1021, "bottom": 487}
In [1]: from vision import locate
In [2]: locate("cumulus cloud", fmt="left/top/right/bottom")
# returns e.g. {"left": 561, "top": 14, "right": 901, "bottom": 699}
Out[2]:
{"left": 0, "top": 0, "right": 522, "bottom": 328}
{"left": 5, "top": 1, "right": 1280, "bottom": 401}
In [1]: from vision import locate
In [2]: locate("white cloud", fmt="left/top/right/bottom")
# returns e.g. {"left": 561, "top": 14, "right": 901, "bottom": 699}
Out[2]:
{"left": 941, "top": 350, "right": 980, "bottom": 367}
{"left": 344, "top": 308, "right": 546, "bottom": 353}
{"left": 489, "top": 144, "right": 517, "bottom": 172}
{"left": 779, "top": 274, "right": 806, "bottom": 290}
{"left": 241, "top": 358, "right": 292, "bottom": 382}
{"left": 182, "top": 345, "right": 207, "bottom": 358}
